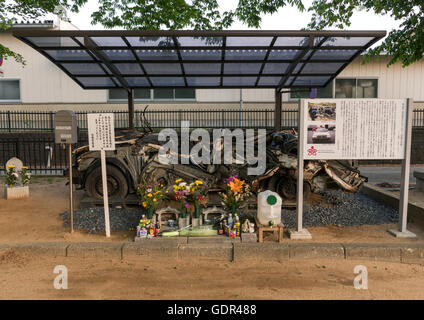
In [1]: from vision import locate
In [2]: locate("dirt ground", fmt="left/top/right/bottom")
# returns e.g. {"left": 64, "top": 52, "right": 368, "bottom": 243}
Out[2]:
{"left": 1, "top": 178, "right": 423, "bottom": 243}
{"left": 0, "top": 249, "right": 423, "bottom": 300}
{"left": 0, "top": 177, "right": 134, "bottom": 243}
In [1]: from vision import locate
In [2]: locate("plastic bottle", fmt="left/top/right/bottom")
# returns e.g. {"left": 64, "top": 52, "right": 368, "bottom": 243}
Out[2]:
{"left": 257, "top": 190, "right": 282, "bottom": 226}
{"left": 228, "top": 213, "right": 233, "bottom": 228}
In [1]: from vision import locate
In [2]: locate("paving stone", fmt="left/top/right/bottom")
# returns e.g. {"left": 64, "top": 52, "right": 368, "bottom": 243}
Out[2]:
{"left": 178, "top": 243, "right": 233, "bottom": 261}
{"left": 67, "top": 242, "right": 123, "bottom": 258}
{"left": 11, "top": 242, "right": 68, "bottom": 257}
{"left": 233, "top": 243, "right": 289, "bottom": 262}
{"left": 123, "top": 242, "right": 178, "bottom": 259}
{"left": 134, "top": 236, "right": 188, "bottom": 244}
{"left": 344, "top": 243, "right": 402, "bottom": 262}
{"left": 188, "top": 236, "right": 240, "bottom": 243}
{"left": 289, "top": 243, "right": 345, "bottom": 259}
{"left": 401, "top": 245, "right": 424, "bottom": 265}
{"left": 241, "top": 233, "right": 258, "bottom": 243}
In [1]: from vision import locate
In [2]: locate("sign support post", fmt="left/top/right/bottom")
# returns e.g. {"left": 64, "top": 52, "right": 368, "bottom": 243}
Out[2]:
{"left": 100, "top": 149, "right": 111, "bottom": 238}
{"left": 388, "top": 98, "right": 416, "bottom": 238}
{"left": 68, "top": 144, "right": 74, "bottom": 233}
{"left": 290, "top": 99, "right": 312, "bottom": 239}
{"left": 54, "top": 110, "right": 78, "bottom": 234}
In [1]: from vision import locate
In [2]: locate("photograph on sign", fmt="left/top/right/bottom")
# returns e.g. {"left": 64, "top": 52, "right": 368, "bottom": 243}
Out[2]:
{"left": 87, "top": 113, "right": 116, "bottom": 151}
{"left": 303, "top": 99, "right": 407, "bottom": 160}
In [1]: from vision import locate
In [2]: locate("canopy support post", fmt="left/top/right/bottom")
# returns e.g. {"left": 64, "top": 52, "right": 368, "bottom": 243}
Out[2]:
{"left": 128, "top": 89, "right": 135, "bottom": 130}
{"left": 274, "top": 89, "right": 282, "bottom": 131}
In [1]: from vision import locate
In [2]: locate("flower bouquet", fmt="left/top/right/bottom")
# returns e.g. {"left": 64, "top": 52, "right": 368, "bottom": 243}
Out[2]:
{"left": 188, "top": 180, "right": 207, "bottom": 219}
{"left": 172, "top": 179, "right": 190, "bottom": 219}
{"left": 5, "top": 165, "right": 19, "bottom": 188}
{"left": 219, "top": 175, "right": 252, "bottom": 215}
{"left": 137, "top": 176, "right": 167, "bottom": 219}
{"left": 4, "top": 164, "right": 31, "bottom": 200}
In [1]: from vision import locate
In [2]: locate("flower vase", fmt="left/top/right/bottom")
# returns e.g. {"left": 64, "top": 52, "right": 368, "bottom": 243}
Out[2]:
{"left": 4, "top": 185, "right": 29, "bottom": 200}
{"left": 231, "top": 204, "right": 237, "bottom": 215}
{"left": 179, "top": 207, "right": 189, "bottom": 228}
{"left": 192, "top": 204, "right": 202, "bottom": 227}
{"left": 146, "top": 206, "right": 155, "bottom": 220}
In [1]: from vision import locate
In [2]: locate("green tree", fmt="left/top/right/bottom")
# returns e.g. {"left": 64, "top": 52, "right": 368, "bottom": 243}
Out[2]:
{"left": 307, "top": 0, "right": 424, "bottom": 67}
{"left": 1, "top": 0, "right": 423, "bottom": 67}
{"left": 0, "top": 0, "right": 85, "bottom": 64}
{"left": 89, "top": 0, "right": 424, "bottom": 66}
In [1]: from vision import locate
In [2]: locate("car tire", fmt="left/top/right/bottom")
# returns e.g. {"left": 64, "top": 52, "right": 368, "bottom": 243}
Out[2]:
{"left": 85, "top": 165, "right": 129, "bottom": 200}
{"left": 267, "top": 174, "right": 311, "bottom": 201}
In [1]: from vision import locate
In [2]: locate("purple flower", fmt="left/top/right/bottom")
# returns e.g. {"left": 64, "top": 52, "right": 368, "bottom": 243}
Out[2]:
{"left": 184, "top": 203, "right": 190, "bottom": 209}
{"left": 224, "top": 175, "right": 238, "bottom": 184}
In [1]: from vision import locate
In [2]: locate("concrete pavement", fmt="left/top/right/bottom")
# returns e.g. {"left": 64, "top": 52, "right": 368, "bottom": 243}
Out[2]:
{"left": 359, "top": 165, "right": 424, "bottom": 185}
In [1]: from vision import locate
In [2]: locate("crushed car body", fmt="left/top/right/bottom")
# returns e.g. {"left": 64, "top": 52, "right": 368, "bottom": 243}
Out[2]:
{"left": 68, "top": 128, "right": 367, "bottom": 204}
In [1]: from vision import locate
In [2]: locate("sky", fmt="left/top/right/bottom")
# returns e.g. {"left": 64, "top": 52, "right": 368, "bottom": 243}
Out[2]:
{"left": 62, "top": 0, "right": 401, "bottom": 34}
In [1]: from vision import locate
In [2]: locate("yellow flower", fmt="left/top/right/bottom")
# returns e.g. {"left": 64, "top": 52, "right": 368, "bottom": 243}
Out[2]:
{"left": 147, "top": 193, "right": 153, "bottom": 197}
{"left": 142, "top": 202, "right": 147, "bottom": 208}
{"left": 195, "top": 180, "right": 203, "bottom": 185}
{"left": 176, "top": 178, "right": 182, "bottom": 183}
{"left": 22, "top": 166, "right": 28, "bottom": 169}
{"left": 8, "top": 165, "right": 14, "bottom": 168}
{"left": 153, "top": 198, "right": 157, "bottom": 202}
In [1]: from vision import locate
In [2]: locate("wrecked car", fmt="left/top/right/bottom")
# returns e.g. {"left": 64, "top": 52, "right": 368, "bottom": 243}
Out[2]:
{"left": 67, "top": 125, "right": 367, "bottom": 205}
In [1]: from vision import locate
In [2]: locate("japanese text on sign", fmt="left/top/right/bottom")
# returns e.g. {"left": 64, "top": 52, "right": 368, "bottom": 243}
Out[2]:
{"left": 303, "top": 99, "right": 407, "bottom": 160}
{"left": 88, "top": 113, "right": 115, "bottom": 151}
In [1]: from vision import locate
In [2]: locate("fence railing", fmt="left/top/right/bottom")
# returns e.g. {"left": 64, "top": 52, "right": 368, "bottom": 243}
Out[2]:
{"left": 1, "top": 108, "right": 423, "bottom": 133}
{"left": 0, "top": 109, "right": 297, "bottom": 132}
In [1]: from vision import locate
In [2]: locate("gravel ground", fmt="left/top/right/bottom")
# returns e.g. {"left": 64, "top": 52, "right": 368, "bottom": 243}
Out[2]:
{"left": 60, "top": 207, "right": 143, "bottom": 234}
{"left": 60, "top": 190, "right": 399, "bottom": 233}
{"left": 282, "top": 190, "right": 399, "bottom": 229}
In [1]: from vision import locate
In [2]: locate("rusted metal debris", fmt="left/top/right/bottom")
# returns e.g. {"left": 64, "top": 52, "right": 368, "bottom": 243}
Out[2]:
{"left": 69, "top": 129, "right": 367, "bottom": 202}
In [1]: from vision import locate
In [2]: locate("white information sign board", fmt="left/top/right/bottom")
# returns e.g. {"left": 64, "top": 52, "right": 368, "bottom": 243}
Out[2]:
{"left": 87, "top": 113, "right": 115, "bottom": 238}
{"left": 292, "top": 98, "right": 415, "bottom": 240}
{"left": 302, "top": 99, "right": 407, "bottom": 160}
{"left": 88, "top": 113, "right": 115, "bottom": 151}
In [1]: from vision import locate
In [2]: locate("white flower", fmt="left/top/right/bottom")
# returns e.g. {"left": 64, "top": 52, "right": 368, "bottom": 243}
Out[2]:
{"left": 13, "top": 173, "right": 19, "bottom": 178}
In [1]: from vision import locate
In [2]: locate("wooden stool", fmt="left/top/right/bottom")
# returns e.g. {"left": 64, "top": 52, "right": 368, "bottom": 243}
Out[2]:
{"left": 255, "top": 217, "right": 284, "bottom": 243}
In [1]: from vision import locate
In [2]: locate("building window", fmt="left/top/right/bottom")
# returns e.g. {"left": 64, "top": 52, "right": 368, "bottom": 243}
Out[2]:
{"left": 153, "top": 89, "right": 174, "bottom": 100}
{"left": 153, "top": 88, "right": 195, "bottom": 100}
{"left": 0, "top": 80, "right": 20, "bottom": 101}
{"left": 335, "top": 78, "right": 378, "bottom": 98}
{"left": 109, "top": 88, "right": 195, "bottom": 101}
{"left": 109, "top": 88, "right": 152, "bottom": 101}
{"left": 290, "top": 80, "right": 333, "bottom": 99}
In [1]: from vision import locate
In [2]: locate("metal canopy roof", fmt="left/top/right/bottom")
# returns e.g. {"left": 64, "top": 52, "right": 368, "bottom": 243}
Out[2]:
{"left": 13, "top": 30, "right": 386, "bottom": 91}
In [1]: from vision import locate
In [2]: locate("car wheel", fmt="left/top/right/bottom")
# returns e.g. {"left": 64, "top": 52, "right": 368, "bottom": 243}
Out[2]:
{"left": 267, "top": 174, "right": 311, "bottom": 201}
{"left": 85, "top": 165, "right": 129, "bottom": 199}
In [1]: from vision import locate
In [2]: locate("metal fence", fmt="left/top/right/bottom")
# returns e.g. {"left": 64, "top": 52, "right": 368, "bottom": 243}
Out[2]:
{"left": 0, "top": 109, "right": 298, "bottom": 132}
{"left": 1, "top": 108, "right": 423, "bottom": 132}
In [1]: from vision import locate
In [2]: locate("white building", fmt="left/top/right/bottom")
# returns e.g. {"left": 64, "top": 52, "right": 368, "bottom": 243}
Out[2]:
{"left": 1, "top": 21, "right": 423, "bottom": 112}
